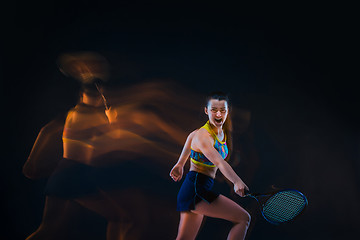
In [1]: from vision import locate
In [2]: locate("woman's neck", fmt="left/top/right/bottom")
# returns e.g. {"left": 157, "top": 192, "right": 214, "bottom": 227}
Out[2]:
{"left": 209, "top": 122, "right": 223, "bottom": 135}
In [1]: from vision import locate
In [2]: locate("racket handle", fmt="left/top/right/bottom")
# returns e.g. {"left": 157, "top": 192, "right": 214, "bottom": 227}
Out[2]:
{"left": 94, "top": 81, "right": 109, "bottom": 110}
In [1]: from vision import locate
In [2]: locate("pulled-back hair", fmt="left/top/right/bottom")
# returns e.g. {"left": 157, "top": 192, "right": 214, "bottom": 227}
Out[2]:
{"left": 205, "top": 91, "right": 233, "bottom": 161}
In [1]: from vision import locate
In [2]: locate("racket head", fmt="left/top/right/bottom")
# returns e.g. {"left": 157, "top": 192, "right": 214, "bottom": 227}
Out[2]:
{"left": 260, "top": 189, "right": 308, "bottom": 225}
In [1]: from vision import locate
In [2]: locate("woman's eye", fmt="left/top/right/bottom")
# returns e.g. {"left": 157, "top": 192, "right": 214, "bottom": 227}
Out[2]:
{"left": 211, "top": 109, "right": 226, "bottom": 113}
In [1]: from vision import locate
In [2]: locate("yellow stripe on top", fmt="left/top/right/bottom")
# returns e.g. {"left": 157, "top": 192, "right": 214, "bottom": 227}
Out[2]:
{"left": 190, "top": 158, "right": 217, "bottom": 167}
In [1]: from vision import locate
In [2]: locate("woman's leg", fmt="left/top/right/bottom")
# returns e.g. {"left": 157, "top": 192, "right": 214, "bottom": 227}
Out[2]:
{"left": 176, "top": 211, "right": 204, "bottom": 240}
{"left": 26, "top": 196, "right": 83, "bottom": 240}
{"left": 192, "top": 195, "right": 251, "bottom": 240}
{"left": 75, "top": 188, "right": 149, "bottom": 240}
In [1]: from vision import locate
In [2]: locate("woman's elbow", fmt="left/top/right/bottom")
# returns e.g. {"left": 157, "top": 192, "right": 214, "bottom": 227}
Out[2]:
{"left": 22, "top": 162, "right": 36, "bottom": 179}
{"left": 215, "top": 160, "right": 226, "bottom": 169}
{"left": 22, "top": 160, "right": 45, "bottom": 179}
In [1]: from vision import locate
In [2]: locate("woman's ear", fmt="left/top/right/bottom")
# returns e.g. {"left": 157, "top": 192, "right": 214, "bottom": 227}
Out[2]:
{"left": 204, "top": 107, "right": 208, "bottom": 115}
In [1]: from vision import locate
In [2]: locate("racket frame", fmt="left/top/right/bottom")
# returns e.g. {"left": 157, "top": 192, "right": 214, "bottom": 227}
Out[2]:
{"left": 246, "top": 189, "right": 308, "bottom": 225}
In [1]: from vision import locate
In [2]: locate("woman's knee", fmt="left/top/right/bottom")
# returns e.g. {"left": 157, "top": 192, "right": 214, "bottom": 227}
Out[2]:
{"left": 234, "top": 209, "right": 251, "bottom": 226}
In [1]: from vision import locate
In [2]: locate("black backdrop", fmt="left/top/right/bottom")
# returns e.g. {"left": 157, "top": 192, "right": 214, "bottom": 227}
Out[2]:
{"left": 3, "top": 1, "right": 359, "bottom": 239}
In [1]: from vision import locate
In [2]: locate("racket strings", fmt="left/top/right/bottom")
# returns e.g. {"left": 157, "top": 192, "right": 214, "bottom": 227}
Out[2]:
{"left": 264, "top": 194, "right": 304, "bottom": 221}
{"left": 262, "top": 191, "right": 307, "bottom": 224}
{"left": 265, "top": 195, "right": 304, "bottom": 216}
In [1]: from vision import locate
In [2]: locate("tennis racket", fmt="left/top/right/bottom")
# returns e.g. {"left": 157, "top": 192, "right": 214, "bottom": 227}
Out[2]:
{"left": 94, "top": 80, "right": 109, "bottom": 110}
{"left": 245, "top": 189, "right": 308, "bottom": 225}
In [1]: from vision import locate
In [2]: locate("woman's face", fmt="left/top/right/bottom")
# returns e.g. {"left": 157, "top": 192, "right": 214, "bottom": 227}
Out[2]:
{"left": 205, "top": 99, "right": 228, "bottom": 128}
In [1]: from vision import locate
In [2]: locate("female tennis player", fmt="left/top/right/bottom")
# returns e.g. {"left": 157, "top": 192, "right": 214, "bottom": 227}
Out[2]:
{"left": 170, "top": 92, "right": 251, "bottom": 240}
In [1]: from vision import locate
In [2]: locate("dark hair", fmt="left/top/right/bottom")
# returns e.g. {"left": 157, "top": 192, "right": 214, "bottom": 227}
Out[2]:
{"left": 80, "top": 78, "right": 104, "bottom": 98}
{"left": 205, "top": 91, "right": 230, "bottom": 107}
{"left": 205, "top": 91, "right": 233, "bottom": 161}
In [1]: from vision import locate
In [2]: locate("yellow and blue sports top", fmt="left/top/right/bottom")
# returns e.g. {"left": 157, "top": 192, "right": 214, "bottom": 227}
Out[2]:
{"left": 190, "top": 121, "right": 228, "bottom": 167}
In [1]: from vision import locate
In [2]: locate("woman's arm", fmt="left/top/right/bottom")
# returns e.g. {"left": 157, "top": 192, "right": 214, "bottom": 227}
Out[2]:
{"left": 169, "top": 130, "right": 197, "bottom": 181}
{"left": 175, "top": 130, "right": 197, "bottom": 167}
{"left": 194, "top": 129, "right": 249, "bottom": 196}
{"left": 23, "top": 116, "right": 65, "bottom": 179}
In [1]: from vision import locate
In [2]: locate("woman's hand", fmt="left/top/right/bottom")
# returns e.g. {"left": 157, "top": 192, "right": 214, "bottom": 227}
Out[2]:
{"left": 170, "top": 164, "right": 183, "bottom": 182}
{"left": 233, "top": 180, "right": 249, "bottom": 197}
{"left": 105, "top": 107, "right": 118, "bottom": 124}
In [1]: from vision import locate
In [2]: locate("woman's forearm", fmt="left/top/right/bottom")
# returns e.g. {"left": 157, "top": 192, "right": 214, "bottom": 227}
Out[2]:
{"left": 217, "top": 160, "right": 243, "bottom": 185}
{"left": 176, "top": 146, "right": 191, "bottom": 167}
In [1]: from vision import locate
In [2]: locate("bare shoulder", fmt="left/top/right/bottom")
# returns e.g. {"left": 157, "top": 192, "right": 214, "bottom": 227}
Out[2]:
{"left": 195, "top": 128, "right": 211, "bottom": 137}
{"left": 187, "top": 129, "right": 199, "bottom": 140}
{"left": 64, "top": 110, "right": 75, "bottom": 125}
{"left": 192, "top": 128, "right": 214, "bottom": 148}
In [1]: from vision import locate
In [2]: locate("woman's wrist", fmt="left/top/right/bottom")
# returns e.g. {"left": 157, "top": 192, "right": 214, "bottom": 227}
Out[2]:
{"left": 233, "top": 178, "right": 243, "bottom": 186}
{"left": 176, "top": 161, "right": 185, "bottom": 168}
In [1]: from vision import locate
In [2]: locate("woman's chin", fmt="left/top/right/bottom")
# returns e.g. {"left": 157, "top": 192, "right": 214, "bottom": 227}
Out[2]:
{"left": 211, "top": 121, "right": 223, "bottom": 127}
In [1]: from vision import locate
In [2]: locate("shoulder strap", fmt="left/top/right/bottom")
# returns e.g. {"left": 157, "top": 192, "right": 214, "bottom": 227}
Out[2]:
{"left": 200, "top": 121, "right": 217, "bottom": 140}
{"left": 200, "top": 121, "right": 227, "bottom": 143}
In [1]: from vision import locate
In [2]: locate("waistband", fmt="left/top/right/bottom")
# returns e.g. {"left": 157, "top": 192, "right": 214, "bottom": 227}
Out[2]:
{"left": 187, "top": 170, "right": 215, "bottom": 180}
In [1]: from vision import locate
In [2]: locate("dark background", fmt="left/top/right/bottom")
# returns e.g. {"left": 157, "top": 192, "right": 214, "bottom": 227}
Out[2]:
{"left": 2, "top": 1, "right": 359, "bottom": 239}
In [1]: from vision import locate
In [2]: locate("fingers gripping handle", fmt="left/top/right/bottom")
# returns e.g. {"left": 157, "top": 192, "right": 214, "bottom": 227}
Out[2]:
{"left": 244, "top": 189, "right": 251, "bottom": 197}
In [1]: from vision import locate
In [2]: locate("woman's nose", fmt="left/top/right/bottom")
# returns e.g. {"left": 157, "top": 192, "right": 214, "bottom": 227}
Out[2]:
{"left": 216, "top": 111, "right": 222, "bottom": 117}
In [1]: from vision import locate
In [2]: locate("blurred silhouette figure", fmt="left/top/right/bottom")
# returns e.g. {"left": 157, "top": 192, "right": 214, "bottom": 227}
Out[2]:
{"left": 24, "top": 52, "right": 205, "bottom": 240}
{"left": 23, "top": 52, "right": 110, "bottom": 240}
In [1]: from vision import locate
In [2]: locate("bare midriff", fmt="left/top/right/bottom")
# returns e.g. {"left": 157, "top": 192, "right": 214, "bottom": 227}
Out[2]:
{"left": 189, "top": 161, "right": 218, "bottom": 179}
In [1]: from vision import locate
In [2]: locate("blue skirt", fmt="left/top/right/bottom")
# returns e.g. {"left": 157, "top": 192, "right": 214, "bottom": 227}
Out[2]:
{"left": 176, "top": 171, "right": 219, "bottom": 211}
{"left": 45, "top": 158, "right": 171, "bottom": 199}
